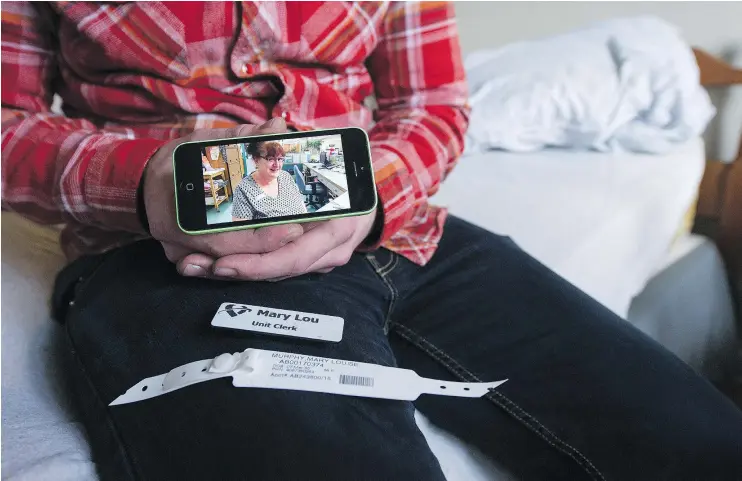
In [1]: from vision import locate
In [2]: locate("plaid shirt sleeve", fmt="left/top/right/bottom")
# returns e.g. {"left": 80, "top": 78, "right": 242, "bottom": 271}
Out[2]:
{"left": 365, "top": 1, "right": 470, "bottom": 262}
{"left": 1, "top": 3, "right": 165, "bottom": 234}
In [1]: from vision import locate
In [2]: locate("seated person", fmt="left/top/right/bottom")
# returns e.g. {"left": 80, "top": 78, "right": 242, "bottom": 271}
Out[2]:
{"left": 231, "top": 141, "right": 308, "bottom": 221}
{"left": 2, "top": 2, "right": 741, "bottom": 480}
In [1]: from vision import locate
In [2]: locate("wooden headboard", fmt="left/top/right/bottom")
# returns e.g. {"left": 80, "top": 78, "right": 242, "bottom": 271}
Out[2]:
{"left": 692, "top": 48, "right": 742, "bottom": 302}
{"left": 694, "top": 48, "right": 742, "bottom": 88}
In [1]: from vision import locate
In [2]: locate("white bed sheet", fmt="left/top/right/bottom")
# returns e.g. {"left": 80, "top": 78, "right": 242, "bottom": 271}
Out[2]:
{"left": 431, "top": 137, "right": 706, "bottom": 318}
{"left": 1, "top": 216, "right": 96, "bottom": 481}
{"left": 0, "top": 134, "right": 705, "bottom": 480}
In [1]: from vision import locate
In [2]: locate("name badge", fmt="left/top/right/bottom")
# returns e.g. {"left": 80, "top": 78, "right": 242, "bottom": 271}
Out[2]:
{"left": 211, "top": 303, "right": 344, "bottom": 343}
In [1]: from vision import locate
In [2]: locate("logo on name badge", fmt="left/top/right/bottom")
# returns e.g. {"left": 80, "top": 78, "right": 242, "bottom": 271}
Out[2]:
{"left": 221, "top": 304, "right": 252, "bottom": 318}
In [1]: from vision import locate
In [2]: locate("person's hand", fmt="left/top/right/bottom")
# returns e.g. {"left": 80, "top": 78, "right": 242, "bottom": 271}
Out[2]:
{"left": 176, "top": 209, "right": 379, "bottom": 281}
{"left": 142, "top": 118, "right": 305, "bottom": 276}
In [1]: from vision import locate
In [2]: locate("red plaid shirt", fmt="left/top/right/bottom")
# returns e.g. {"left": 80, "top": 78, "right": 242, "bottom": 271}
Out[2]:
{"left": 1, "top": 1, "right": 469, "bottom": 265}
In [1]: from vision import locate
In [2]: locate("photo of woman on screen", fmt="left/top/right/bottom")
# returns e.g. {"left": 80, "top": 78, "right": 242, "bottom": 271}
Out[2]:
{"left": 231, "top": 141, "right": 308, "bottom": 221}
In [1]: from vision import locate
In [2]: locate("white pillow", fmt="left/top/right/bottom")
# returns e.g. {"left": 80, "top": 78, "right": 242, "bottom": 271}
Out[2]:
{"left": 464, "top": 16, "right": 715, "bottom": 155}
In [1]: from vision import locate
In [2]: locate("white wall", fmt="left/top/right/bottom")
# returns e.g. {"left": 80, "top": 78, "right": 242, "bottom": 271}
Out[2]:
{"left": 320, "top": 135, "right": 343, "bottom": 153}
{"left": 454, "top": 2, "right": 742, "bottom": 57}
{"left": 454, "top": 2, "right": 742, "bottom": 161}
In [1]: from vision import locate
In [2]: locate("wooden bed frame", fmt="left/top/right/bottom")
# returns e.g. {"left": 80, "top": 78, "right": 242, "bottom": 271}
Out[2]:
{"left": 692, "top": 48, "right": 742, "bottom": 307}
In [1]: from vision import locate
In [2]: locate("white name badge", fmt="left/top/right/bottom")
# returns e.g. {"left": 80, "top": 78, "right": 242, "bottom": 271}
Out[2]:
{"left": 109, "top": 348, "right": 507, "bottom": 406}
{"left": 211, "top": 303, "right": 344, "bottom": 343}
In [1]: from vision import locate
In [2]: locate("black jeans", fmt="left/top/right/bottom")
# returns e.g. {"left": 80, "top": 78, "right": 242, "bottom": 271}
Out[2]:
{"left": 54, "top": 216, "right": 742, "bottom": 481}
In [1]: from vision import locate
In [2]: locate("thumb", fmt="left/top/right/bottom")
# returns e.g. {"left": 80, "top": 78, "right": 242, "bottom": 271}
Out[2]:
{"left": 253, "top": 117, "right": 287, "bottom": 135}
{"left": 232, "top": 124, "right": 259, "bottom": 137}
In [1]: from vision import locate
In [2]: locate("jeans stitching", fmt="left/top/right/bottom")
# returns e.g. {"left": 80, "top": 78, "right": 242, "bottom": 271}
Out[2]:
{"left": 364, "top": 254, "right": 398, "bottom": 334}
{"left": 377, "top": 254, "right": 395, "bottom": 274}
{"left": 378, "top": 254, "right": 399, "bottom": 276}
{"left": 391, "top": 322, "right": 606, "bottom": 481}
{"left": 365, "top": 254, "right": 383, "bottom": 274}
{"left": 381, "top": 260, "right": 399, "bottom": 333}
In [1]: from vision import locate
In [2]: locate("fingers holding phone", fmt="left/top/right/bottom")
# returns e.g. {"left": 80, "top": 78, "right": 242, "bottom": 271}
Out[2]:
{"left": 146, "top": 121, "right": 377, "bottom": 276}
{"left": 142, "top": 119, "right": 304, "bottom": 263}
{"left": 177, "top": 210, "right": 377, "bottom": 281}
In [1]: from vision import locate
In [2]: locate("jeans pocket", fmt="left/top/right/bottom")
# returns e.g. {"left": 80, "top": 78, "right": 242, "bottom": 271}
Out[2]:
{"left": 51, "top": 249, "right": 118, "bottom": 323}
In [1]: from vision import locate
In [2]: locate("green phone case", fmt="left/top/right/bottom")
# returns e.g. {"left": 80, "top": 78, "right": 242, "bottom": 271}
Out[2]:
{"left": 174, "top": 127, "right": 378, "bottom": 235}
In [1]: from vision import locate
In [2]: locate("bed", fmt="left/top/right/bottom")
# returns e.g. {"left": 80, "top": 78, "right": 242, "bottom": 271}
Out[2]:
{"left": 2, "top": 34, "right": 740, "bottom": 481}
{"left": 2, "top": 135, "right": 736, "bottom": 481}
{"left": 433, "top": 138, "right": 706, "bottom": 319}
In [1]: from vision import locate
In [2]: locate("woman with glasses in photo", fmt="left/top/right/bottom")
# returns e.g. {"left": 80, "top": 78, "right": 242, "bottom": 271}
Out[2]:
{"left": 231, "top": 141, "right": 308, "bottom": 221}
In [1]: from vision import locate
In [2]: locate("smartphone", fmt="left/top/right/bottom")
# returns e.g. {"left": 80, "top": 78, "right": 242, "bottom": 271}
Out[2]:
{"left": 173, "top": 127, "right": 377, "bottom": 234}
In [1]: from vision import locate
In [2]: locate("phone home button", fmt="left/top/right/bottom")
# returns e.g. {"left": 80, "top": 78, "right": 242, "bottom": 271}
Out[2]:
{"left": 185, "top": 183, "right": 194, "bottom": 191}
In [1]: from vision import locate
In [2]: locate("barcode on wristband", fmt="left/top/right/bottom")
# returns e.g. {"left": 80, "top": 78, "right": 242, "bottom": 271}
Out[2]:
{"left": 338, "top": 374, "right": 374, "bottom": 387}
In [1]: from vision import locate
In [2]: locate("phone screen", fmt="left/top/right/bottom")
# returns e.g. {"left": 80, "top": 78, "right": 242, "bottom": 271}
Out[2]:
{"left": 173, "top": 128, "right": 377, "bottom": 234}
